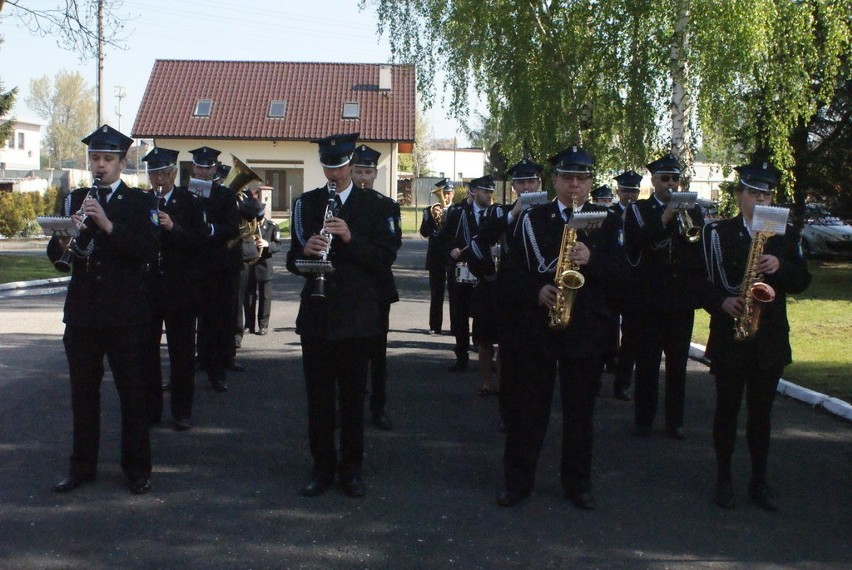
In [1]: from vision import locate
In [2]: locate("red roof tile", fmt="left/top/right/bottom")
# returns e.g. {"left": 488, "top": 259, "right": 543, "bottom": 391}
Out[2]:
{"left": 132, "top": 60, "right": 415, "bottom": 143}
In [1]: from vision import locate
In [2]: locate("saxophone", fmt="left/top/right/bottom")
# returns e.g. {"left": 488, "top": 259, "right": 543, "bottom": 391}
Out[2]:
{"left": 733, "top": 231, "right": 776, "bottom": 341}
{"left": 548, "top": 197, "right": 586, "bottom": 330}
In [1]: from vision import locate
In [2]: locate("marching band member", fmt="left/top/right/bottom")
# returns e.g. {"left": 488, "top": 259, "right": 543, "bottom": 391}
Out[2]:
{"left": 142, "top": 147, "right": 207, "bottom": 431}
{"left": 48, "top": 125, "right": 160, "bottom": 495}
{"left": 497, "top": 146, "right": 626, "bottom": 509}
{"left": 190, "top": 147, "right": 240, "bottom": 393}
{"left": 701, "top": 161, "right": 810, "bottom": 511}
{"left": 420, "top": 179, "right": 455, "bottom": 335}
{"left": 243, "top": 202, "right": 281, "bottom": 338}
{"left": 624, "top": 154, "right": 705, "bottom": 439}
{"left": 287, "top": 133, "right": 400, "bottom": 498}
{"left": 609, "top": 170, "right": 643, "bottom": 401}
{"left": 351, "top": 144, "right": 402, "bottom": 431}
{"left": 591, "top": 184, "right": 615, "bottom": 208}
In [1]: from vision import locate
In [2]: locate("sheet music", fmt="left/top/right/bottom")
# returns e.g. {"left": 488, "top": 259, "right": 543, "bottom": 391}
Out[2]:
{"left": 667, "top": 191, "right": 697, "bottom": 210}
{"left": 566, "top": 211, "right": 607, "bottom": 231}
{"left": 752, "top": 205, "right": 789, "bottom": 235}
{"left": 518, "top": 191, "right": 548, "bottom": 210}
{"left": 37, "top": 216, "right": 79, "bottom": 238}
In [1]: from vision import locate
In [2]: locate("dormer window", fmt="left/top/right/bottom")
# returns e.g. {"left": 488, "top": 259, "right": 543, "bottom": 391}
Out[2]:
{"left": 342, "top": 102, "right": 360, "bottom": 119}
{"left": 193, "top": 99, "right": 213, "bottom": 117}
{"left": 268, "top": 100, "right": 287, "bottom": 118}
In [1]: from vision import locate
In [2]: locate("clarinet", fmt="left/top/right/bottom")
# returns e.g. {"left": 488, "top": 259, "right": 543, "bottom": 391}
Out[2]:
{"left": 312, "top": 182, "right": 338, "bottom": 298}
{"left": 54, "top": 178, "right": 101, "bottom": 272}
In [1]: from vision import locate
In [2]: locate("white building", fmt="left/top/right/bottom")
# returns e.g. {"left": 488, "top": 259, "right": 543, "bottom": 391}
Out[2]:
{"left": 426, "top": 148, "right": 485, "bottom": 181}
{"left": 1, "top": 117, "right": 44, "bottom": 171}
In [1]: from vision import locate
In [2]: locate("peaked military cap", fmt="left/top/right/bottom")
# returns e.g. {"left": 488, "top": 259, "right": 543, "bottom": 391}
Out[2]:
{"left": 735, "top": 161, "right": 782, "bottom": 191}
{"left": 189, "top": 146, "right": 222, "bottom": 168}
{"left": 311, "top": 132, "right": 360, "bottom": 168}
{"left": 470, "top": 175, "right": 496, "bottom": 191}
{"left": 591, "top": 185, "right": 614, "bottom": 200}
{"left": 646, "top": 153, "right": 681, "bottom": 175}
{"left": 432, "top": 178, "right": 454, "bottom": 195}
{"left": 507, "top": 157, "right": 543, "bottom": 180}
{"left": 353, "top": 144, "right": 381, "bottom": 168}
{"left": 614, "top": 170, "right": 643, "bottom": 189}
{"left": 549, "top": 145, "right": 595, "bottom": 173}
{"left": 142, "top": 147, "right": 179, "bottom": 172}
{"left": 81, "top": 124, "right": 134, "bottom": 153}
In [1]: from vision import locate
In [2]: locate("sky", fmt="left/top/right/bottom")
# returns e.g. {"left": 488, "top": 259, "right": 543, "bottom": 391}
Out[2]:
{"left": 0, "top": 0, "right": 471, "bottom": 144}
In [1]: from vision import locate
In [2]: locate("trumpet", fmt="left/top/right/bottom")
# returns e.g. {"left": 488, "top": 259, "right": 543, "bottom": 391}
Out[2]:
{"left": 54, "top": 178, "right": 101, "bottom": 272}
{"left": 677, "top": 209, "right": 701, "bottom": 243}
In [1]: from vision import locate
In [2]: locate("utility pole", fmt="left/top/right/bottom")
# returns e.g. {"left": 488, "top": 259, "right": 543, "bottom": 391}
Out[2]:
{"left": 114, "top": 86, "right": 126, "bottom": 132}
{"left": 96, "top": 0, "right": 105, "bottom": 126}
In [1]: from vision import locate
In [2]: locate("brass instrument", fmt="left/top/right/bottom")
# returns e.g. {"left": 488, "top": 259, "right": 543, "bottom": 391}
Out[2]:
{"left": 733, "top": 231, "right": 775, "bottom": 341}
{"left": 677, "top": 209, "right": 701, "bottom": 243}
{"left": 54, "top": 178, "right": 101, "bottom": 272}
{"left": 222, "top": 155, "right": 262, "bottom": 194}
{"left": 430, "top": 202, "right": 444, "bottom": 227}
{"left": 548, "top": 197, "right": 585, "bottom": 330}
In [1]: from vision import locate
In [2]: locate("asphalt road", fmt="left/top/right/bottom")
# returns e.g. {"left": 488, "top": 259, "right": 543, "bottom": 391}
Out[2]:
{"left": 0, "top": 238, "right": 849, "bottom": 569}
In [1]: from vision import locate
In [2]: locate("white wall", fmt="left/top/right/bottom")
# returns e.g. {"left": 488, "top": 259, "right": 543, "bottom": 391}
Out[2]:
{"left": 0, "top": 118, "right": 44, "bottom": 171}
{"left": 426, "top": 148, "right": 485, "bottom": 181}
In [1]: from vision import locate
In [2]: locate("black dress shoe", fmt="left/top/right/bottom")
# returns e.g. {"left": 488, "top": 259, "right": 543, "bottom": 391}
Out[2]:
{"left": 568, "top": 491, "right": 597, "bottom": 511}
{"left": 128, "top": 478, "right": 151, "bottom": 495}
{"left": 208, "top": 371, "right": 228, "bottom": 392}
{"left": 447, "top": 360, "right": 468, "bottom": 372}
{"left": 371, "top": 412, "right": 393, "bottom": 431}
{"left": 715, "top": 481, "right": 736, "bottom": 509}
{"left": 301, "top": 478, "right": 332, "bottom": 497}
{"left": 226, "top": 361, "right": 245, "bottom": 372}
{"left": 749, "top": 481, "right": 778, "bottom": 512}
{"left": 258, "top": 328, "right": 268, "bottom": 336}
{"left": 53, "top": 474, "right": 96, "bottom": 493}
{"left": 613, "top": 389, "right": 632, "bottom": 401}
{"left": 340, "top": 475, "right": 366, "bottom": 498}
{"left": 173, "top": 418, "right": 192, "bottom": 431}
{"left": 632, "top": 424, "right": 652, "bottom": 437}
{"left": 234, "top": 337, "right": 242, "bottom": 349}
{"left": 666, "top": 426, "right": 686, "bottom": 440}
{"left": 496, "top": 490, "right": 529, "bottom": 507}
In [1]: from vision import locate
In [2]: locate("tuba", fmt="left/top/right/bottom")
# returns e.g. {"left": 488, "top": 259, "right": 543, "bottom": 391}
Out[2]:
{"left": 733, "top": 231, "right": 775, "bottom": 341}
{"left": 222, "top": 155, "right": 263, "bottom": 194}
{"left": 548, "top": 197, "right": 586, "bottom": 330}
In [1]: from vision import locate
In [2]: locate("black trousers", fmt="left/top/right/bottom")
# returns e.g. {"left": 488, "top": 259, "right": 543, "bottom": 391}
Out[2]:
{"left": 427, "top": 265, "right": 446, "bottom": 332}
{"left": 235, "top": 263, "right": 249, "bottom": 341}
{"left": 143, "top": 309, "right": 196, "bottom": 423}
{"left": 613, "top": 310, "right": 639, "bottom": 392}
{"left": 301, "top": 336, "right": 370, "bottom": 481}
{"left": 502, "top": 348, "right": 603, "bottom": 496}
{"left": 446, "top": 267, "right": 473, "bottom": 362}
{"left": 63, "top": 324, "right": 151, "bottom": 481}
{"left": 198, "top": 269, "right": 238, "bottom": 376}
{"left": 367, "top": 303, "right": 391, "bottom": 415}
{"left": 633, "top": 309, "right": 694, "bottom": 430}
{"left": 244, "top": 273, "right": 273, "bottom": 331}
{"left": 713, "top": 361, "right": 782, "bottom": 484}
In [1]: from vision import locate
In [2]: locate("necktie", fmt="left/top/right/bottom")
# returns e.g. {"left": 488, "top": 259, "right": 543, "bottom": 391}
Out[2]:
{"left": 334, "top": 195, "right": 343, "bottom": 215}
{"left": 97, "top": 187, "right": 110, "bottom": 207}
{"left": 159, "top": 197, "right": 167, "bottom": 210}
{"left": 475, "top": 209, "right": 481, "bottom": 226}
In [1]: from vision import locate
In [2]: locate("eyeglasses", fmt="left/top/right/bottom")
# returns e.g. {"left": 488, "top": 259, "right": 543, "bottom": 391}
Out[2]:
{"left": 557, "top": 173, "right": 592, "bottom": 182}
{"left": 745, "top": 188, "right": 774, "bottom": 197}
{"left": 658, "top": 175, "right": 680, "bottom": 183}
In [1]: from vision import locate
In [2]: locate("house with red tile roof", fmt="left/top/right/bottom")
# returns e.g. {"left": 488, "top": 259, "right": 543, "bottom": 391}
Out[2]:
{"left": 132, "top": 60, "right": 415, "bottom": 211}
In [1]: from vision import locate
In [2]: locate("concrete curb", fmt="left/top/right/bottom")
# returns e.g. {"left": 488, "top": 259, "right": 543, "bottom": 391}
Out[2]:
{"left": 690, "top": 341, "right": 852, "bottom": 422}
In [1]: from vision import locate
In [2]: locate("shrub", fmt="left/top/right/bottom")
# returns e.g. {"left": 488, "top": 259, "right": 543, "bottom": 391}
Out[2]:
{"left": 0, "top": 192, "right": 36, "bottom": 238}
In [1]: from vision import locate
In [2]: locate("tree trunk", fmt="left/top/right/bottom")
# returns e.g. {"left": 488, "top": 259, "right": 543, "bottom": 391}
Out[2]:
{"left": 670, "top": 0, "right": 694, "bottom": 190}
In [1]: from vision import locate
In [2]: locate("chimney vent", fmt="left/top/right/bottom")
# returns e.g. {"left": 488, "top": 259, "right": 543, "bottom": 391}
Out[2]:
{"left": 379, "top": 65, "right": 392, "bottom": 91}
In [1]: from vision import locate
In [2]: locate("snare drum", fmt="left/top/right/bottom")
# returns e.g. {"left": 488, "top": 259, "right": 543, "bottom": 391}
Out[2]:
{"left": 454, "top": 262, "right": 478, "bottom": 284}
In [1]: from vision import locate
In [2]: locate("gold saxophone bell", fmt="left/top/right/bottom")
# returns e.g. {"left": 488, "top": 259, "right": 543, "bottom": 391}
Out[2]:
{"left": 548, "top": 197, "right": 584, "bottom": 330}
{"left": 734, "top": 232, "right": 776, "bottom": 341}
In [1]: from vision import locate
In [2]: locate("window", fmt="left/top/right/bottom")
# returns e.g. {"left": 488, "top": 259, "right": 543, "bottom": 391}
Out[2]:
{"left": 6, "top": 135, "right": 12, "bottom": 148}
{"left": 268, "top": 100, "right": 287, "bottom": 118}
{"left": 193, "top": 99, "right": 213, "bottom": 117}
{"left": 17, "top": 132, "right": 24, "bottom": 149}
{"left": 342, "top": 102, "right": 360, "bottom": 119}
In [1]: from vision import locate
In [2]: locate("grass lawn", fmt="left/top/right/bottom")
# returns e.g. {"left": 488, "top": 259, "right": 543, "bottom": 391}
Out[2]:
{"left": 692, "top": 260, "right": 852, "bottom": 402}
{"left": 0, "top": 254, "right": 59, "bottom": 284}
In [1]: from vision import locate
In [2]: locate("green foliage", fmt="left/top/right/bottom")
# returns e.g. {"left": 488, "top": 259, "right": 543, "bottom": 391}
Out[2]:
{"left": 0, "top": 38, "right": 18, "bottom": 143}
{"left": 0, "top": 254, "right": 58, "bottom": 284}
{"left": 369, "top": 0, "right": 851, "bottom": 194}
{"left": 0, "top": 192, "right": 36, "bottom": 238}
{"left": 26, "top": 70, "right": 96, "bottom": 168}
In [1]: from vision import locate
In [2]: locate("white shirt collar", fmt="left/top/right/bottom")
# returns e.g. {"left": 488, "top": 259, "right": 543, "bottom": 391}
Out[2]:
{"left": 335, "top": 181, "right": 354, "bottom": 205}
